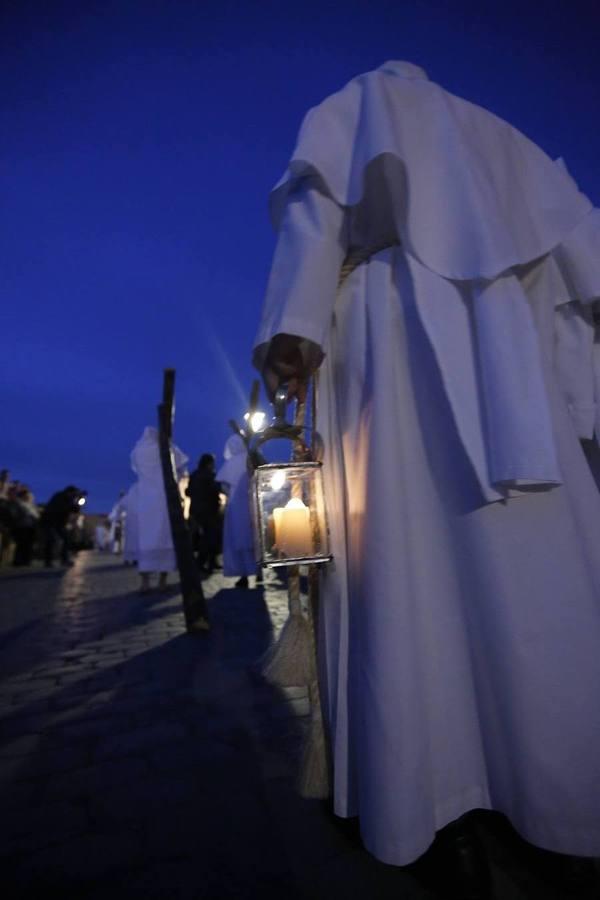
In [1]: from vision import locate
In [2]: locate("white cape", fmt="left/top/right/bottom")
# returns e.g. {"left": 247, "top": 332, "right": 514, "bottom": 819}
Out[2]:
{"left": 270, "top": 60, "right": 592, "bottom": 281}
{"left": 257, "top": 61, "right": 600, "bottom": 501}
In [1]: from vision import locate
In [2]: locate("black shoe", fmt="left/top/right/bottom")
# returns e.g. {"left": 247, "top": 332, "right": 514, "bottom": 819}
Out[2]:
{"left": 532, "top": 853, "right": 600, "bottom": 898}
{"left": 436, "top": 814, "right": 492, "bottom": 900}
{"left": 234, "top": 576, "right": 249, "bottom": 589}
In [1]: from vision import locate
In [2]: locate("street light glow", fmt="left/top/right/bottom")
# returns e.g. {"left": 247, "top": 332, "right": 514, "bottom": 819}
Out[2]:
{"left": 244, "top": 410, "right": 266, "bottom": 433}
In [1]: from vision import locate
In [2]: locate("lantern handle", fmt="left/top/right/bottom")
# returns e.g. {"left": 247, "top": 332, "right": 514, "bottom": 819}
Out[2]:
{"left": 273, "top": 384, "right": 289, "bottom": 428}
{"left": 248, "top": 423, "right": 323, "bottom": 463}
{"left": 246, "top": 378, "right": 324, "bottom": 468}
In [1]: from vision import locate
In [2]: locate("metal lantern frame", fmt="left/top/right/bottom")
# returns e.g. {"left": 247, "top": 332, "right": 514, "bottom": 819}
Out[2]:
{"left": 246, "top": 386, "right": 332, "bottom": 569}
{"left": 250, "top": 460, "right": 331, "bottom": 568}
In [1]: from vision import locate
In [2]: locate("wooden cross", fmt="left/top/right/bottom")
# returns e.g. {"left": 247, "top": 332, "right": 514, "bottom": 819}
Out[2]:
{"left": 158, "top": 368, "right": 209, "bottom": 632}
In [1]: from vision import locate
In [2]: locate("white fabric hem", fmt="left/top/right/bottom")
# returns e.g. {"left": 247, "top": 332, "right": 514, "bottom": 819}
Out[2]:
{"left": 359, "top": 785, "right": 491, "bottom": 867}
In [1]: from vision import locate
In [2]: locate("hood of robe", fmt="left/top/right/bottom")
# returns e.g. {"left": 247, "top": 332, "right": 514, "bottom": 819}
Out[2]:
{"left": 130, "top": 427, "right": 161, "bottom": 477}
{"left": 217, "top": 434, "right": 248, "bottom": 489}
{"left": 224, "top": 434, "right": 246, "bottom": 460}
{"left": 270, "top": 60, "right": 592, "bottom": 282}
{"left": 130, "top": 426, "right": 188, "bottom": 478}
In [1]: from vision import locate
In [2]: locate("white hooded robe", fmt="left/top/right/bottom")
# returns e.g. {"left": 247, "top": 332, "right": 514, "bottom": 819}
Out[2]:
{"left": 254, "top": 61, "right": 600, "bottom": 865}
{"left": 216, "top": 434, "right": 255, "bottom": 577}
{"left": 130, "top": 426, "right": 188, "bottom": 574}
{"left": 121, "top": 483, "right": 139, "bottom": 564}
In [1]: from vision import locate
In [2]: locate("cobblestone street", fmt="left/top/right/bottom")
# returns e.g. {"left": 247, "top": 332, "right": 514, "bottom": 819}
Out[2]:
{"left": 0, "top": 552, "right": 424, "bottom": 899}
{"left": 0, "top": 553, "right": 598, "bottom": 899}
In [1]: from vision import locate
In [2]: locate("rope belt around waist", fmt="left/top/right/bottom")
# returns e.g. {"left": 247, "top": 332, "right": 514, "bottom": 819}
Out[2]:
{"left": 338, "top": 240, "right": 400, "bottom": 288}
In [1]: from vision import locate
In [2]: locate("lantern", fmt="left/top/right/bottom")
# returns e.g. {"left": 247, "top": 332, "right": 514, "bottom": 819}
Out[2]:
{"left": 251, "top": 461, "right": 331, "bottom": 567}
{"left": 249, "top": 387, "right": 332, "bottom": 568}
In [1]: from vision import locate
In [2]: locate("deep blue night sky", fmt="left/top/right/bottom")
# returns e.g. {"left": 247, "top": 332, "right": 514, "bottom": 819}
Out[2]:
{"left": 2, "top": 0, "right": 599, "bottom": 511}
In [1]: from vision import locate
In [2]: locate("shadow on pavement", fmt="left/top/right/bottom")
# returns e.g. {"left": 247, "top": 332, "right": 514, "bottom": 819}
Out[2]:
{"left": 0, "top": 568, "right": 65, "bottom": 583}
{"left": 0, "top": 586, "right": 303, "bottom": 899}
{"left": 1, "top": 561, "right": 597, "bottom": 900}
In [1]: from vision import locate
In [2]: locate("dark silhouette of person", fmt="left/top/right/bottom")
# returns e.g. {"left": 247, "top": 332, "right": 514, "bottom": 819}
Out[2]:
{"left": 40, "top": 485, "right": 81, "bottom": 567}
{"left": 186, "top": 454, "right": 222, "bottom": 574}
{"left": 11, "top": 486, "right": 39, "bottom": 566}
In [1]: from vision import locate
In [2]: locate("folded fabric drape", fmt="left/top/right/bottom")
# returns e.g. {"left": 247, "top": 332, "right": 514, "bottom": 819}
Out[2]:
{"left": 260, "top": 63, "right": 600, "bottom": 502}
{"left": 270, "top": 61, "right": 592, "bottom": 282}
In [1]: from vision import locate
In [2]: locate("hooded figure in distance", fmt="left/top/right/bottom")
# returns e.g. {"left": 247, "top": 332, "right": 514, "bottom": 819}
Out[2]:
{"left": 217, "top": 434, "right": 256, "bottom": 589}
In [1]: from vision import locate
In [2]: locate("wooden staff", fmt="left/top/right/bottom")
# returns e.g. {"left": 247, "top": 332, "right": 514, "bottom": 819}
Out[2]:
{"left": 158, "top": 368, "right": 209, "bottom": 633}
{"left": 298, "top": 372, "right": 330, "bottom": 798}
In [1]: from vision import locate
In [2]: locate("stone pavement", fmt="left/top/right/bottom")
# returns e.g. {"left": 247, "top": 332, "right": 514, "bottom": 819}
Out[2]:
{"left": 0, "top": 553, "right": 597, "bottom": 900}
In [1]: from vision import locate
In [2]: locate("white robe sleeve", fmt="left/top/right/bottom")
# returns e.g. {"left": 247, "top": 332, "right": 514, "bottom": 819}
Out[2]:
{"left": 254, "top": 181, "right": 347, "bottom": 359}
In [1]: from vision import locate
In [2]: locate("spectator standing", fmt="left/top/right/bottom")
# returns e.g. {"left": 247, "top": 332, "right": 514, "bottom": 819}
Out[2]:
{"left": 40, "top": 485, "right": 80, "bottom": 567}
{"left": 0, "top": 470, "right": 15, "bottom": 565}
{"left": 11, "top": 486, "right": 40, "bottom": 566}
{"left": 0, "top": 469, "right": 10, "bottom": 499}
{"left": 186, "top": 453, "right": 222, "bottom": 574}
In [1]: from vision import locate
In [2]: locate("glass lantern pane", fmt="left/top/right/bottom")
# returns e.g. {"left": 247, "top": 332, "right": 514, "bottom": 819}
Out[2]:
{"left": 251, "top": 462, "right": 331, "bottom": 567}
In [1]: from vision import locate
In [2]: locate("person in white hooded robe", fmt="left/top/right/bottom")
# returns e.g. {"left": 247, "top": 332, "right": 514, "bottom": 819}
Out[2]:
{"left": 121, "top": 483, "right": 139, "bottom": 566}
{"left": 254, "top": 60, "right": 600, "bottom": 886}
{"left": 108, "top": 491, "right": 126, "bottom": 554}
{"left": 94, "top": 520, "right": 110, "bottom": 552}
{"left": 130, "top": 426, "right": 188, "bottom": 593}
{"left": 216, "top": 434, "right": 256, "bottom": 589}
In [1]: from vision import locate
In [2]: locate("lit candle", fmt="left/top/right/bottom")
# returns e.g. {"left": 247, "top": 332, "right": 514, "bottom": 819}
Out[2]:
{"left": 273, "top": 497, "right": 312, "bottom": 558}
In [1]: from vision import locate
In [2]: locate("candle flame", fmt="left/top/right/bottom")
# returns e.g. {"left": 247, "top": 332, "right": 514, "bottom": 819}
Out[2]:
{"left": 286, "top": 497, "right": 306, "bottom": 509}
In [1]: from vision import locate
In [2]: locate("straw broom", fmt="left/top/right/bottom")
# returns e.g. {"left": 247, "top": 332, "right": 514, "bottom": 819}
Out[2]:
{"left": 260, "top": 380, "right": 330, "bottom": 798}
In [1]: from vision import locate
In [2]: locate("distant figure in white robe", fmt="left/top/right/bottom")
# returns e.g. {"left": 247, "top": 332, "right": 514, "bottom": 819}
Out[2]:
{"left": 254, "top": 60, "right": 600, "bottom": 880}
{"left": 216, "top": 434, "right": 255, "bottom": 588}
{"left": 130, "top": 426, "right": 188, "bottom": 593}
{"left": 121, "top": 483, "right": 139, "bottom": 565}
{"left": 94, "top": 521, "right": 110, "bottom": 552}
{"left": 108, "top": 491, "right": 126, "bottom": 554}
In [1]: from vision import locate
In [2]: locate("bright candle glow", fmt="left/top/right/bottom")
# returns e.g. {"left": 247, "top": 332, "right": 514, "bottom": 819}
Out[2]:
{"left": 270, "top": 469, "right": 287, "bottom": 491}
{"left": 273, "top": 497, "right": 312, "bottom": 558}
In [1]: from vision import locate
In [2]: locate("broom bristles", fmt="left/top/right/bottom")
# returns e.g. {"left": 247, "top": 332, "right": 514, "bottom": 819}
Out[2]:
{"left": 261, "top": 613, "right": 316, "bottom": 687}
{"left": 298, "top": 707, "right": 330, "bottom": 799}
